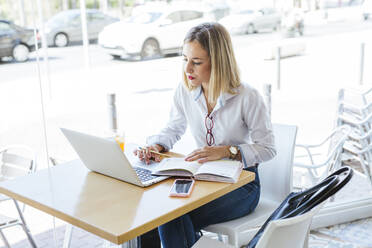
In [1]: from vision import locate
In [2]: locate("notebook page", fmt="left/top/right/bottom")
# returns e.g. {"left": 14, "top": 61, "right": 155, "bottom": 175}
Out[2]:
{"left": 196, "top": 160, "right": 242, "bottom": 178}
{"left": 156, "top": 158, "right": 201, "bottom": 175}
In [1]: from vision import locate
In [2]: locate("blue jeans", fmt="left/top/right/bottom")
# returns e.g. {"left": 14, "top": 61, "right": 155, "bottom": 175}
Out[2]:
{"left": 158, "top": 166, "right": 260, "bottom": 248}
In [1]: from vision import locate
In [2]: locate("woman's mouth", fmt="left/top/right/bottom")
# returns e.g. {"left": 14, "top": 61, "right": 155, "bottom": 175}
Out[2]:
{"left": 188, "top": 76, "right": 195, "bottom": 80}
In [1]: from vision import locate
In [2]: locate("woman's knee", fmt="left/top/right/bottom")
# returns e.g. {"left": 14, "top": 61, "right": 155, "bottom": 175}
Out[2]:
{"left": 158, "top": 214, "right": 197, "bottom": 248}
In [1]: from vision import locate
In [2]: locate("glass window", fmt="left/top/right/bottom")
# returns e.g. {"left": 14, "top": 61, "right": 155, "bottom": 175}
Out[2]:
{"left": 0, "top": 21, "right": 12, "bottom": 33}
{"left": 181, "top": 11, "right": 203, "bottom": 21}
{"left": 238, "top": 10, "right": 255, "bottom": 15}
{"left": 1, "top": 1, "right": 372, "bottom": 246}
{"left": 264, "top": 8, "right": 275, "bottom": 14}
{"left": 324, "top": 0, "right": 363, "bottom": 8}
{"left": 127, "top": 12, "right": 162, "bottom": 24}
{"left": 46, "top": 11, "right": 79, "bottom": 26}
{"left": 89, "top": 11, "right": 105, "bottom": 21}
{"left": 166, "top": 11, "right": 182, "bottom": 24}
{"left": 348, "top": 0, "right": 364, "bottom": 6}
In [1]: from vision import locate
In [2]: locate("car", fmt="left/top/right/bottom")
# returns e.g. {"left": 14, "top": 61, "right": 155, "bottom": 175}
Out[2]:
{"left": 98, "top": 4, "right": 211, "bottom": 60}
{"left": 218, "top": 7, "right": 281, "bottom": 35}
{"left": 45, "top": 9, "right": 119, "bottom": 47}
{"left": 362, "top": 0, "right": 372, "bottom": 20}
{"left": 0, "top": 19, "right": 40, "bottom": 62}
{"left": 281, "top": 8, "right": 304, "bottom": 37}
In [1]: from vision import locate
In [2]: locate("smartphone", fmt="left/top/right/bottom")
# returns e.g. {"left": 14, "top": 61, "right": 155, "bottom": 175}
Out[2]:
{"left": 169, "top": 179, "right": 195, "bottom": 197}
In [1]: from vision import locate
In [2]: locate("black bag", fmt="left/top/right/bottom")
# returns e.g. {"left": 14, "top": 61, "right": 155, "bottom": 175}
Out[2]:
{"left": 246, "top": 166, "right": 353, "bottom": 248}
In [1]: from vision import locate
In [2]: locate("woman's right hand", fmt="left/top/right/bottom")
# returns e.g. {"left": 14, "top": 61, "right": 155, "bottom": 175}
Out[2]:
{"left": 133, "top": 144, "right": 164, "bottom": 164}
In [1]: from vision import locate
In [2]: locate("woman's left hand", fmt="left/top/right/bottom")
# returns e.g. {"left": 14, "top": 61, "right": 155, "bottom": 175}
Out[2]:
{"left": 185, "top": 146, "right": 230, "bottom": 163}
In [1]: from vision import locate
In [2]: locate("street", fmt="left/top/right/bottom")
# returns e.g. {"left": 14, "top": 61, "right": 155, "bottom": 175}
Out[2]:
{"left": 1, "top": 17, "right": 372, "bottom": 167}
{"left": 1, "top": 18, "right": 372, "bottom": 83}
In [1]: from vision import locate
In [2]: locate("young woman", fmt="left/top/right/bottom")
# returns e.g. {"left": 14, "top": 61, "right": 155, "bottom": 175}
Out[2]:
{"left": 135, "top": 22, "right": 276, "bottom": 248}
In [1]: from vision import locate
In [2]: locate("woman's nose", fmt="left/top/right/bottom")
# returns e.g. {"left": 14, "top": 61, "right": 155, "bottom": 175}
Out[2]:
{"left": 185, "top": 61, "right": 193, "bottom": 74}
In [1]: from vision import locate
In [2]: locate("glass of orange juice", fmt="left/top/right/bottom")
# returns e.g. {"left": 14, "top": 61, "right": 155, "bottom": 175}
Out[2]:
{"left": 115, "top": 131, "right": 125, "bottom": 152}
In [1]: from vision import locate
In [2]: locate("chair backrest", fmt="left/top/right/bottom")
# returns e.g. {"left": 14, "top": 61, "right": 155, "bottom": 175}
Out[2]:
{"left": 259, "top": 124, "right": 297, "bottom": 203}
{"left": 192, "top": 236, "right": 233, "bottom": 248}
{"left": 255, "top": 202, "right": 324, "bottom": 248}
{"left": 326, "top": 125, "right": 350, "bottom": 173}
{"left": 0, "top": 145, "right": 36, "bottom": 180}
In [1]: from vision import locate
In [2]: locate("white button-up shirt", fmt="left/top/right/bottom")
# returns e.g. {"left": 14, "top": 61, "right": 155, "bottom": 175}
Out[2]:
{"left": 147, "top": 83, "right": 276, "bottom": 168}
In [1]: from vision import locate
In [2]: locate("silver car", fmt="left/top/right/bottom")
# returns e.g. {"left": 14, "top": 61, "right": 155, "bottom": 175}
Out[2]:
{"left": 219, "top": 8, "right": 281, "bottom": 35}
{"left": 0, "top": 19, "right": 40, "bottom": 62}
{"left": 45, "top": 9, "right": 119, "bottom": 47}
{"left": 362, "top": 0, "right": 372, "bottom": 20}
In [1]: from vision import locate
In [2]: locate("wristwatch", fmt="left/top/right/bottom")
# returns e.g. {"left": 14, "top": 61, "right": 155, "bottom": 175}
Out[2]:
{"left": 229, "top": 146, "right": 239, "bottom": 160}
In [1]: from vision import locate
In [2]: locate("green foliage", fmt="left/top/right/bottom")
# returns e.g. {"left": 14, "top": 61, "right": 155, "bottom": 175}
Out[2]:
{"left": 109, "top": 0, "right": 118, "bottom": 8}
{"left": 124, "top": 0, "right": 136, "bottom": 7}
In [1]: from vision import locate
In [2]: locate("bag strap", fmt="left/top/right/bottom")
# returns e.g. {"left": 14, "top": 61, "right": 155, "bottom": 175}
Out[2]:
{"left": 285, "top": 166, "right": 353, "bottom": 218}
{"left": 245, "top": 166, "right": 353, "bottom": 248}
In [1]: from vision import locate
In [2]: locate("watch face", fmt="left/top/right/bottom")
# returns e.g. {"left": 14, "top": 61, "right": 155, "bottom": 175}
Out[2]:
{"left": 230, "top": 146, "right": 238, "bottom": 155}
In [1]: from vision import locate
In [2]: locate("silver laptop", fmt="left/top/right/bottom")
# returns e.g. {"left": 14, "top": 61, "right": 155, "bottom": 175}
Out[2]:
{"left": 61, "top": 128, "right": 169, "bottom": 187}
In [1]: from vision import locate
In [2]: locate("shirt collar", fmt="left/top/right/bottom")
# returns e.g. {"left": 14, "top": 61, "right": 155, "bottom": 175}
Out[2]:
{"left": 191, "top": 85, "right": 242, "bottom": 103}
{"left": 217, "top": 86, "right": 241, "bottom": 107}
{"left": 191, "top": 86, "right": 203, "bottom": 101}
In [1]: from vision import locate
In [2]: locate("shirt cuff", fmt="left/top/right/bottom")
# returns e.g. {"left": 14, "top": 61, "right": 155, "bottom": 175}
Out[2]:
{"left": 238, "top": 144, "right": 260, "bottom": 169}
{"left": 146, "top": 135, "right": 171, "bottom": 152}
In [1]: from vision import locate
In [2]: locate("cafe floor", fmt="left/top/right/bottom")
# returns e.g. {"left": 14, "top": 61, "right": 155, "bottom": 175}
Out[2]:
{"left": 2, "top": 165, "right": 372, "bottom": 248}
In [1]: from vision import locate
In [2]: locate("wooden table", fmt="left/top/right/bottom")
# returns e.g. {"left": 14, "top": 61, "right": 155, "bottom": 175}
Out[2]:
{"left": 0, "top": 160, "right": 255, "bottom": 245}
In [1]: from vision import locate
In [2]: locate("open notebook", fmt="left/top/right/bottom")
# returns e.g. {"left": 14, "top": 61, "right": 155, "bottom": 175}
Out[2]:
{"left": 152, "top": 158, "right": 243, "bottom": 183}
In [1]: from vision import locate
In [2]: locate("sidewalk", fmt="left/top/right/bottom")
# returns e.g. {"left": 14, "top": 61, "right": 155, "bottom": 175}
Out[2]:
{"left": 2, "top": 207, "right": 372, "bottom": 248}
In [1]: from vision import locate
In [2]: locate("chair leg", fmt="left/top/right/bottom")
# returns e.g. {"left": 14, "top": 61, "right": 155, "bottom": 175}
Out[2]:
{"left": 63, "top": 224, "right": 73, "bottom": 248}
{"left": 304, "top": 234, "right": 309, "bottom": 248}
{"left": 358, "top": 154, "right": 372, "bottom": 188}
{"left": 124, "top": 238, "right": 139, "bottom": 248}
{"left": 102, "top": 238, "right": 139, "bottom": 248}
{"left": 303, "top": 226, "right": 310, "bottom": 248}
{"left": 0, "top": 229, "right": 11, "bottom": 248}
{"left": 13, "top": 199, "right": 37, "bottom": 248}
{"left": 102, "top": 240, "right": 111, "bottom": 248}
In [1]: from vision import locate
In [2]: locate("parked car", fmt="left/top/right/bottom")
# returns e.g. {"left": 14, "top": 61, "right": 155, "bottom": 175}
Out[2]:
{"left": 362, "top": 0, "right": 372, "bottom": 20}
{"left": 0, "top": 19, "right": 40, "bottom": 62}
{"left": 281, "top": 8, "right": 304, "bottom": 37}
{"left": 45, "top": 9, "right": 119, "bottom": 47}
{"left": 98, "top": 5, "right": 210, "bottom": 60}
{"left": 218, "top": 8, "right": 281, "bottom": 35}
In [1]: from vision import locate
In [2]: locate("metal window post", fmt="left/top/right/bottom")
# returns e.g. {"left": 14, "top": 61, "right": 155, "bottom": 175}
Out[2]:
{"left": 360, "top": 42, "right": 365, "bottom": 85}
{"left": 276, "top": 47, "right": 281, "bottom": 90}
{"left": 80, "top": 0, "right": 90, "bottom": 70}
{"left": 107, "top": 93, "right": 118, "bottom": 135}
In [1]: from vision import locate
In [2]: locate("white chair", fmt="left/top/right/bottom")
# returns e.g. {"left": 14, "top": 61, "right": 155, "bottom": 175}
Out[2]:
{"left": 194, "top": 203, "right": 324, "bottom": 248}
{"left": 203, "top": 124, "right": 298, "bottom": 247}
{"left": 337, "top": 87, "right": 372, "bottom": 157}
{"left": 0, "top": 145, "right": 37, "bottom": 248}
{"left": 293, "top": 125, "right": 351, "bottom": 186}
{"left": 252, "top": 203, "right": 324, "bottom": 248}
{"left": 336, "top": 88, "right": 372, "bottom": 186}
{"left": 192, "top": 236, "right": 233, "bottom": 248}
{"left": 338, "top": 113, "right": 372, "bottom": 185}
{"left": 337, "top": 87, "right": 372, "bottom": 108}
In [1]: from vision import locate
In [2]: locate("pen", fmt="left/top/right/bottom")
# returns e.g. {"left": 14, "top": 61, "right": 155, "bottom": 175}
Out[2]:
{"left": 138, "top": 146, "right": 172, "bottom": 158}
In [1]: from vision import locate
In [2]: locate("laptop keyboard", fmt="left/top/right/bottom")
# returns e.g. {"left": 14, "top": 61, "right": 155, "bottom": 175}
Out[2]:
{"left": 134, "top": 167, "right": 158, "bottom": 182}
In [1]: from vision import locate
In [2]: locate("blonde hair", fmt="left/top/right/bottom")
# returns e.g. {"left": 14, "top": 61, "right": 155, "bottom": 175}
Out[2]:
{"left": 183, "top": 22, "right": 241, "bottom": 104}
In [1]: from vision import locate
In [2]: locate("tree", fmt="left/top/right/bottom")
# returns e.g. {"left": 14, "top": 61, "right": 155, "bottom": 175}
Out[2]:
{"left": 62, "top": 0, "right": 69, "bottom": 10}
{"left": 18, "top": 0, "right": 25, "bottom": 26}
{"left": 100, "top": 0, "right": 108, "bottom": 12}
{"left": 71, "top": 0, "right": 77, "bottom": 9}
